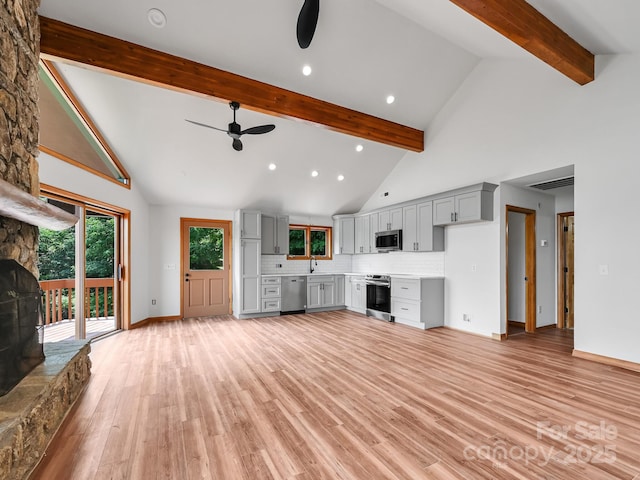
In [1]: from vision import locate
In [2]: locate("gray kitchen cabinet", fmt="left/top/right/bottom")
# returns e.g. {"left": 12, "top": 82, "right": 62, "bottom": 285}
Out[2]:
{"left": 354, "top": 215, "right": 371, "bottom": 254}
{"left": 378, "top": 207, "right": 402, "bottom": 232}
{"left": 433, "top": 190, "right": 494, "bottom": 226}
{"left": 240, "top": 210, "right": 261, "bottom": 238}
{"left": 344, "top": 276, "right": 353, "bottom": 307}
{"left": 333, "top": 215, "right": 355, "bottom": 255}
{"left": 261, "top": 214, "right": 289, "bottom": 255}
{"left": 261, "top": 276, "right": 281, "bottom": 312}
{"left": 402, "top": 201, "right": 444, "bottom": 252}
{"left": 307, "top": 275, "right": 336, "bottom": 309}
{"left": 233, "top": 210, "right": 262, "bottom": 317}
{"left": 240, "top": 238, "right": 261, "bottom": 314}
{"left": 335, "top": 275, "right": 345, "bottom": 306}
{"left": 368, "top": 212, "right": 379, "bottom": 253}
{"left": 391, "top": 277, "right": 444, "bottom": 329}
{"left": 348, "top": 277, "right": 366, "bottom": 314}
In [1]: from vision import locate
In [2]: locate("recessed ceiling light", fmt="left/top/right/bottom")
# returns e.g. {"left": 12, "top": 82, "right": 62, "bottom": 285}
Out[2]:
{"left": 311, "top": 170, "right": 319, "bottom": 177}
{"left": 302, "top": 65, "right": 312, "bottom": 76}
{"left": 386, "top": 95, "right": 395, "bottom": 105}
{"left": 337, "top": 175, "right": 345, "bottom": 182}
{"left": 356, "top": 144, "right": 364, "bottom": 152}
{"left": 268, "top": 163, "right": 277, "bottom": 171}
{"left": 147, "top": 8, "right": 167, "bottom": 28}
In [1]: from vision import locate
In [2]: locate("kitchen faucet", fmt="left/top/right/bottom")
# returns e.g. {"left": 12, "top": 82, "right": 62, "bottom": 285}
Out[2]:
{"left": 310, "top": 255, "right": 317, "bottom": 273}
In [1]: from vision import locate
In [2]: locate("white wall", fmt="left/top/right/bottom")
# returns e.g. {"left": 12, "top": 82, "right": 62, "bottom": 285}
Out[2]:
{"left": 38, "top": 152, "right": 150, "bottom": 324}
{"left": 554, "top": 186, "right": 575, "bottom": 213}
{"left": 148, "top": 205, "right": 235, "bottom": 317}
{"left": 360, "top": 54, "right": 640, "bottom": 363}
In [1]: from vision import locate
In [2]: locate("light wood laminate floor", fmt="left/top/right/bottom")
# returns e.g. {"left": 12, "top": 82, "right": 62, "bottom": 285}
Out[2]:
{"left": 30, "top": 311, "right": 640, "bottom": 479}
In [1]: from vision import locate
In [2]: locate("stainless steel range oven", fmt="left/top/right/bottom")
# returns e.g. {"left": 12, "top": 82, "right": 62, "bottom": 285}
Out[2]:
{"left": 365, "top": 274, "right": 393, "bottom": 322}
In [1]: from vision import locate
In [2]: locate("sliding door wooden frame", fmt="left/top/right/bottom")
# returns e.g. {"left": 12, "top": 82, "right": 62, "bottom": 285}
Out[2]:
{"left": 557, "top": 212, "right": 574, "bottom": 329}
{"left": 505, "top": 205, "right": 537, "bottom": 335}
{"left": 40, "top": 184, "right": 132, "bottom": 330}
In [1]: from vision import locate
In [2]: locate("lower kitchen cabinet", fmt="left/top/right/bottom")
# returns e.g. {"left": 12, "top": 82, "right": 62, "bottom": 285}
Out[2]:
{"left": 391, "top": 277, "right": 444, "bottom": 329}
{"left": 307, "top": 275, "right": 337, "bottom": 309}
{"left": 347, "top": 276, "right": 366, "bottom": 314}
{"left": 239, "top": 238, "right": 261, "bottom": 314}
{"left": 261, "top": 276, "right": 281, "bottom": 312}
{"left": 335, "top": 275, "right": 345, "bottom": 306}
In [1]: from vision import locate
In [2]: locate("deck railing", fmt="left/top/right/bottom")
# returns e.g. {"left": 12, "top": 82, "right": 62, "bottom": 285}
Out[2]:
{"left": 39, "top": 278, "right": 115, "bottom": 325}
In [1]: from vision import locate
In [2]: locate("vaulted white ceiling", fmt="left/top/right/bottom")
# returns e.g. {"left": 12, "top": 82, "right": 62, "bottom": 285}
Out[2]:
{"left": 38, "top": 0, "right": 640, "bottom": 216}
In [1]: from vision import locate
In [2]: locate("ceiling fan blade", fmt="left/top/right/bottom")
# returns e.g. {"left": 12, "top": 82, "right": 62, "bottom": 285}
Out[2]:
{"left": 241, "top": 124, "right": 276, "bottom": 135}
{"left": 232, "top": 138, "right": 243, "bottom": 151}
{"left": 185, "top": 119, "right": 228, "bottom": 133}
{"left": 297, "top": 0, "right": 319, "bottom": 49}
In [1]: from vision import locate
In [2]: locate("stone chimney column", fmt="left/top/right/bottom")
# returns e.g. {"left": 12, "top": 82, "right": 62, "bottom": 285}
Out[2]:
{"left": 0, "top": 0, "right": 42, "bottom": 278}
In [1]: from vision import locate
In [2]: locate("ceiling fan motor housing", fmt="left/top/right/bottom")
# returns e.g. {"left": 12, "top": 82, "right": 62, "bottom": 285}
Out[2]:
{"left": 228, "top": 122, "right": 242, "bottom": 139}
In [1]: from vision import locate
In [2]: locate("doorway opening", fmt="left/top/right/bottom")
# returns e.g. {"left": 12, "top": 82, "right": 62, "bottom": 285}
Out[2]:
{"left": 506, "top": 205, "right": 536, "bottom": 337}
{"left": 557, "top": 212, "right": 575, "bottom": 329}
{"left": 180, "top": 218, "right": 232, "bottom": 318}
{"left": 38, "top": 185, "right": 130, "bottom": 341}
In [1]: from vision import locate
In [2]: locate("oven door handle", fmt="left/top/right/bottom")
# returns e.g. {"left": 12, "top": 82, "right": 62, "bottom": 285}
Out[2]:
{"left": 365, "top": 281, "right": 391, "bottom": 287}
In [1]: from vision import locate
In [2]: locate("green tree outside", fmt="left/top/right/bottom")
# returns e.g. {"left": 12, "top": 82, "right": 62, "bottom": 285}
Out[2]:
{"left": 189, "top": 227, "right": 224, "bottom": 270}
{"left": 38, "top": 216, "right": 115, "bottom": 319}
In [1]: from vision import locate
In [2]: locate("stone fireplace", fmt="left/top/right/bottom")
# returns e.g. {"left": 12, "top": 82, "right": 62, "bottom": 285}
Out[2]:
{"left": 0, "top": 259, "right": 45, "bottom": 396}
{"left": 1, "top": 1, "right": 92, "bottom": 479}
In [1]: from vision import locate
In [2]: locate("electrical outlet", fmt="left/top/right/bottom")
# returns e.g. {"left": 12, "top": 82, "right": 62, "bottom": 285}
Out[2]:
{"left": 538, "top": 305, "right": 542, "bottom": 314}
{"left": 151, "top": 299, "right": 156, "bottom": 305}
{"left": 463, "top": 314, "right": 470, "bottom": 322}
{"left": 471, "top": 264, "right": 477, "bottom": 272}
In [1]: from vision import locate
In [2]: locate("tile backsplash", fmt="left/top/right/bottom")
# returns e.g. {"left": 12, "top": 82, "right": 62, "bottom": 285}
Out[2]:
{"left": 351, "top": 251, "right": 445, "bottom": 276}
{"left": 261, "top": 251, "right": 444, "bottom": 276}
{"left": 262, "top": 254, "right": 352, "bottom": 275}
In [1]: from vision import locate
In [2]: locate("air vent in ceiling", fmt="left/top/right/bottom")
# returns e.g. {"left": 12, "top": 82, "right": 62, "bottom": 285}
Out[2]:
{"left": 528, "top": 176, "right": 574, "bottom": 191}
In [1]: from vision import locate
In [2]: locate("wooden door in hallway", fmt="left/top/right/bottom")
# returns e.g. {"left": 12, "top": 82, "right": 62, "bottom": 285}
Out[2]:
{"left": 558, "top": 214, "right": 575, "bottom": 329}
{"left": 181, "top": 218, "right": 231, "bottom": 318}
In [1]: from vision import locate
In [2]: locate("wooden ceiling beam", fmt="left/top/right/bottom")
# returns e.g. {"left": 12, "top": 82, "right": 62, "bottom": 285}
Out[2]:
{"left": 450, "top": 0, "right": 594, "bottom": 85}
{"left": 39, "top": 16, "right": 424, "bottom": 152}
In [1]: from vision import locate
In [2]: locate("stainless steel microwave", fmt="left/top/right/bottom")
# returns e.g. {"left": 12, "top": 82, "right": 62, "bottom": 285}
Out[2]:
{"left": 375, "top": 230, "right": 402, "bottom": 252}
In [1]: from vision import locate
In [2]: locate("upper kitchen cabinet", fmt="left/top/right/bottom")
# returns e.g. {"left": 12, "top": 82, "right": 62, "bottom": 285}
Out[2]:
{"left": 354, "top": 214, "right": 371, "bottom": 254}
{"left": 402, "top": 201, "right": 444, "bottom": 252}
{"left": 368, "top": 212, "right": 379, "bottom": 253}
{"left": 378, "top": 207, "right": 402, "bottom": 232}
{"left": 239, "top": 210, "right": 261, "bottom": 238}
{"left": 433, "top": 184, "right": 497, "bottom": 226}
{"left": 261, "top": 214, "right": 289, "bottom": 255}
{"left": 333, "top": 215, "right": 355, "bottom": 255}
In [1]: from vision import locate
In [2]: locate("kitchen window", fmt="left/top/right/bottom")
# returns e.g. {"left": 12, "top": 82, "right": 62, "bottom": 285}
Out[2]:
{"left": 287, "top": 225, "right": 332, "bottom": 260}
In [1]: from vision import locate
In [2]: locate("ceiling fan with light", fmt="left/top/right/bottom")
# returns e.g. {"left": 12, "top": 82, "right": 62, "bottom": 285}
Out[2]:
{"left": 297, "top": 0, "right": 319, "bottom": 49}
{"left": 186, "top": 101, "right": 275, "bottom": 151}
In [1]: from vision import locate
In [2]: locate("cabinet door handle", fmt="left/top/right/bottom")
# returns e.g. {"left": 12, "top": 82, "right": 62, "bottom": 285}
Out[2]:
{"left": 450, "top": 212, "right": 454, "bottom": 222}
{"left": 455, "top": 212, "right": 458, "bottom": 222}
{"left": 401, "top": 307, "right": 409, "bottom": 311}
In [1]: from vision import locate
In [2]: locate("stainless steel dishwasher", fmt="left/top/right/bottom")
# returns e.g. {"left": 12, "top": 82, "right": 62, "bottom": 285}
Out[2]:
{"left": 280, "top": 276, "right": 307, "bottom": 313}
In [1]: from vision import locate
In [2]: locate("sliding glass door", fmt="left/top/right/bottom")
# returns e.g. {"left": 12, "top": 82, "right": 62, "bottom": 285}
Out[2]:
{"left": 38, "top": 193, "right": 126, "bottom": 342}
